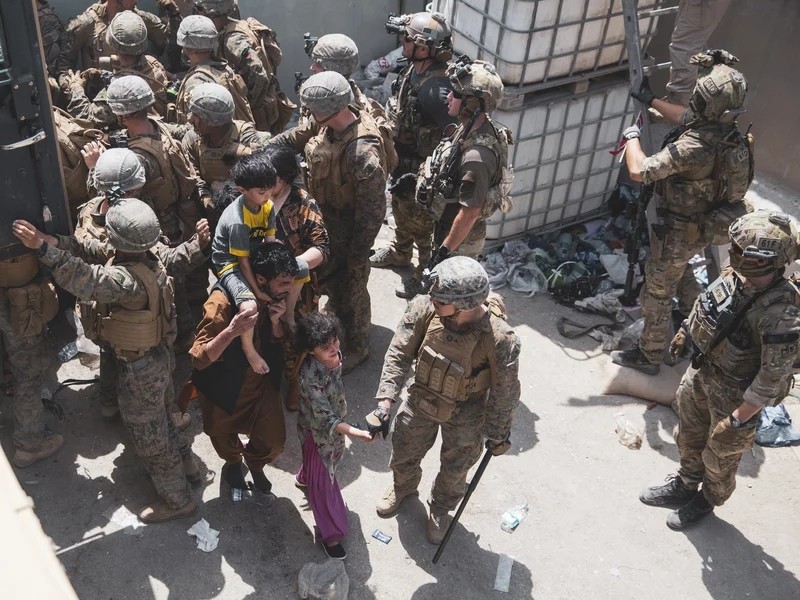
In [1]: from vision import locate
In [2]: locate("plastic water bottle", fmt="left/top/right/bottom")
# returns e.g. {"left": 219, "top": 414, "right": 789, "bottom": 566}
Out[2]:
{"left": 58, "top": 341, "right": 78, "bottom": 362}
{"left": 500, "top": 500, "right": 529, "bottom": 533}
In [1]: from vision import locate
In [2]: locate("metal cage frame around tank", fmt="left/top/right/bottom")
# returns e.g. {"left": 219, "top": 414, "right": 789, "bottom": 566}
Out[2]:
{"left": 488, "top": 72, "right": 636, "bottom": 245}
{"left": 437, "top": 0, "right": 668, "bottom": 94}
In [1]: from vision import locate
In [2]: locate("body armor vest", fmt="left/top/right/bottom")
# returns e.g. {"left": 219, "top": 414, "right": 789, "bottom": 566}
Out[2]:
{"left": 390, "top": 61, "right": 449, "bottom": 159}
{"left": 88, "top": 258, "right": 176, "bottom": 360}
{"left": 175, "top": 62, "right": 253, "bottom": 124}
{"left": 304, "top": 110, "right": 388, "bottom": 214}
{"left": 688, "top": 269, "right": 800, "bottom": 379}
{"left": 197, "top": 120, "right": 258, "bottom": 185}
{"left": 114, "top": 56, "right": 171, "bottom": 118}
{"left": 75, "top": 196, "right": 110, "bottom": 245}
{"left": 410, "top": 311, "right": 496, "bottom": 423}
{"left": 53, "top": 108, "right": 105, "bottom": 211}
{"left": 128, "top": 118, "right": 197, "bottom": 240}
{"left": 83, "top": 5, "right": 114, "bottom": 68}
{"left": 659, "top": 123, "right": 751, "bottom": 216}
{"left": 424, "top": 117, "right": 513, "bottom": 221}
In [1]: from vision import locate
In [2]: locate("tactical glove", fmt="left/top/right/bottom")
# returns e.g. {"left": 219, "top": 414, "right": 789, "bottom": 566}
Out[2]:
{"left": 631, "top": 76, "right": 656, "bottom": 106}
{"left": 365, "top": 404, "right": 391, "bottom": 439}
{"left": 425, "top": 244, "right": 451, "bottom": 272}
{"left": 622, "top": 125, "right": 641, "bottom": 140}
{"left": 389, "top": 172, "right": 418, "bottom": 197}
{"left": 669, "top": 322, "right": 689, "bottom": 360}
{"left": 487, "top": 438, "right": 511, "bottom": 456}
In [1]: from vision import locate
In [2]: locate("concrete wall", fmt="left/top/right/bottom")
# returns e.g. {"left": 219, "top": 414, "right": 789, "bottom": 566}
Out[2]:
{"left": 646, "top": 0, "right": 800, "bottom": 194}
{"left": 51, "top": 0, "right": 431, "bottom": 102}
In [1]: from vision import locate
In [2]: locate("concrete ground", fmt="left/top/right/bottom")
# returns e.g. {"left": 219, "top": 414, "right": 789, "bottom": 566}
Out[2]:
{"left": 2, "top": 178, "right": 800, "bottom": 599}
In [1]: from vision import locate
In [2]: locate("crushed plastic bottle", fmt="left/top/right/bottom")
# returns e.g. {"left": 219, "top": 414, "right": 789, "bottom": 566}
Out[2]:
{"left": 58, "top": 341, "right": 78, "bottom": 362}
{"left": 500, "top": 500, "right": 529, "bottom": 533}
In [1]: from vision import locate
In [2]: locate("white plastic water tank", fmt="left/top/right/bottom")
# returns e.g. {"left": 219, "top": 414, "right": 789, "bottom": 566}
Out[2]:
{"left": 487, "top": 73, "right": 635, "bottom": 241}
{"left": 433, "top": 0, "right": 665, "bottom": 86}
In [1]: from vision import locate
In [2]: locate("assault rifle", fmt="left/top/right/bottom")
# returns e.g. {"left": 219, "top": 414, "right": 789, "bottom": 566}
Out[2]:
{"left": 620, "top": 182, "right": 653, "bottom": 306}
{"left": 430, "top": 107, "right": 482, "bottom": 200}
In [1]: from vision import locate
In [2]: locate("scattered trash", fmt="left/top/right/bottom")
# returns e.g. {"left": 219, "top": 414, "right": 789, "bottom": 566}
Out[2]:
{"left": 756, "top": 405, "right": 800, "bottom": 447}
{"left": 187, "top": 518, "right": 219, "bottom": 552}
{"left": 231, "top": 487, "right": 271, "bottom": 506}
{"left": 57, "top": 341, "right": 78, "bottom": 362}
{"left": 615, "top": 413, "right": 643, "bottom": 449}
{"left": 371, "top": 529, "right": 392, "bottom": 544}
{"left": 508, "top": 258, "right": 548, "bottom": 296}
{"left": 500, "top": 500, "right": 529, "bottom": 533}
{"left": 617, "top": 318, "right": 645, "bottom": 350}
{"left": 494, "top": 554, "right": 514, "bottom": 593}
{"left": 102, "top": 505, "right": 146, "bottom": 532}
{"left": 574, "top": 289, "right": 627, "bottom": 323}
{"left": 298, "top": 559, "right": 349, "bottom": 600}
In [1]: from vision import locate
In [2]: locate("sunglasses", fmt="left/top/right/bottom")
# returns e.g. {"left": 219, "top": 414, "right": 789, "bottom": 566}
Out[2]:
{"left": 451, "top": 90, "right": 463, "bottom": 99}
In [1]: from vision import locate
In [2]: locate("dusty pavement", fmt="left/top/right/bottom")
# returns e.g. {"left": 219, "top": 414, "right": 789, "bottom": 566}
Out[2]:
{"left": 2, "top": 179, "right": 800, "bottom": 599}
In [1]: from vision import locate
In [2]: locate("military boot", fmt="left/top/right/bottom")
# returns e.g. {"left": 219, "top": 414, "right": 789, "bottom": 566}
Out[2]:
{"left": 138, "top": 499, "right": 197, "bottom": 524}
{"left": 370, "top": 246, "right": 411, "bottom": 269}
{"left": 666, "top": 491, "right": 714, "bottom": 530}
{"left": 376, "top": 485, "right": 418, "bottom": 517}
{"left": 611, "top": 347, "right": 660, "bottom": 375}
{"left": 639, "top": 474, "right": 698, "bottom": 506}
{"left": 395, "top": 275, "right": 423, "bottom": 299}
{"left": 13, "top": 434, "right": 64, "bottom": 468}
{"left": 426, "top": 510, "right": 452, "bottom": 545}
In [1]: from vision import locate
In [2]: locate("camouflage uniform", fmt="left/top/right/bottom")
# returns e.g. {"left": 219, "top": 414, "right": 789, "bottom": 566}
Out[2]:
{"left": 217, "top": 16, "right": 293, "bottom": 133}
{"left": 64, "top": 198, "right": 208, "bottom": 414}
{"left": 385, "top": 60, "right": 454, "bottom": 271}
{"left": 182, "top": 119, "right": 268, "bottom": 206}
{"left": 677, "top": 265, "right": 800, "bottom": 504}
{"left": 38, "top": 239, "right": 191, "bottom": 510}
{"left": 157, "top": 0, "right": 196, "bottom": 72}
{"left": 173, "top": 61, "right": 253, "bottom": 124}
{"left": 0, "top": 254, "right": 52, "bottom": 453}
{"left": 378, "top": 293, "right": 521, "bottom": 514}
{"left": 271, "top": 102, "right": 387, "bottom": 360}
{"left": 637, "top": 120, "right": 747, "bottom": 364}
{"left": 37, "top": 0, "right": 67, "bottom": 78}
{"left": 432, "top": 119, "right": 508, "bottom": 258}
{"left": 65, "top": 55, "right": 171, "bottom": 122}
{"left": 55, "top": 3, "right": 168, "bottom": 87}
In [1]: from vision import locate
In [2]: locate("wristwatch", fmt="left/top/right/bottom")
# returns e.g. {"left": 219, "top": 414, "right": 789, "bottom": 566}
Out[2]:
{"left": 729, "top": 414, "right": 745, "bottom": 428}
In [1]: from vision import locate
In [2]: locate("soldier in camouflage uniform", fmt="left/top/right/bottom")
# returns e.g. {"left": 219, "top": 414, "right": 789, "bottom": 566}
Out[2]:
{"left": 158, "top": 0, "right": 240, "bottom": 71}
{"left": 37, "top": 0, "right": 67, "bottom": 80}
{"left": 612, "top": 50, "right": 753, "bottom": 375}
{"left": 419, "top": 57, "right": 513, "bottom": 272}
{"left": 371, "top": 11, "right": 457, "bottom": 298}
{"left": 171, "top": 15, "right": 253, "bottom": 126}
{"left": 195, "top": 0, "right": 294, "bottom": 133}
{"left": 71, "top": 147, "right": 210, "bottom": 419}
{"left": 371, "top": 257, "right": 521, "bottom": 543}
{"left": 55, "top": 1, "right": 168, "bottom": 90}
{"left": 301, "top": 33, "right": 385, "bottom": 126}
{"left": 0, "top": 252, "right": 61, "bottom": 468}
{"left": 180, "top": 82, "right": 269, "bottom": 227}
{"left": 13, "top": 200, "right": 199, "bottom": 523}
{"left": 640, "top": 211, "right": 800, "bottom": 529}
{"left": 269, "top": 72, "right": 388, "bottom": 373}
{"left": 65, "top": 10, "right": 171, "bottom": 121}
{"left": 105, "top": 75, "right": 201, "bottom": 244}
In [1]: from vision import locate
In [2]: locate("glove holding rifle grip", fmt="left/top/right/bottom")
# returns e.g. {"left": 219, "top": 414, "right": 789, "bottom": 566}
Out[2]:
{"left": 630, "top": 77, "right": 656, "bottom": 107}
{"left": 669, "top": 319, "right": 689, "bottom": 360}
{"left": 365, "top": 400, "right": 392, "bottom": 439}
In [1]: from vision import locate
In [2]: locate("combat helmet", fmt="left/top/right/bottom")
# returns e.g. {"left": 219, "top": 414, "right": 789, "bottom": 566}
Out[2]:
{"left": 448, "top": 56, "right": 504, "bottom": 113}
{"left": 106, "top": 75, "right": 155, "bottom": 115}
{"left": 187, "top": 82, "right": 234, "bottom": 125}
{"left": 428, "top": 256, "right": 490, "bottom": 311}
{"left": 106, "top": 10, "right": 148, "bottom": 56}
{"left": 728, "top": 211, "right": 798, "bottom": 277}
{"left": 308, "top": 34, "right": 359, "bottom": 78}
{"left": 105, "top": 199, "right": 162, "bottom": 252}
{"left": 194, "top": 0, "right": 235, "bottom": 17}
{"left": 93, "top": 148, "right": 146, "bottom": 195}
{"left": 299, "top": 71, "right": 353, "bottom": 119}
{"left": 177, "top": 15, "right": 219, "bottom": 50}
{"left": 404, "top": 11, "right": 452, "bottom": 62}
{"left": 689, "top": 50, "right": 747, "bottom": 122}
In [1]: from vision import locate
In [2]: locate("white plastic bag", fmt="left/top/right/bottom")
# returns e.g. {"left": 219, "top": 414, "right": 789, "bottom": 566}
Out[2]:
{"left": 298, "top": 560, "right": 349, "bottom": 600}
